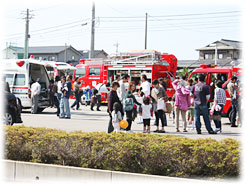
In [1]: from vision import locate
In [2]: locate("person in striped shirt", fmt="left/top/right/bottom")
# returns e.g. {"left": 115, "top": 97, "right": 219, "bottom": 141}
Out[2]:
{"left": 212, "top": 80, "right": 226, "bottom": 133}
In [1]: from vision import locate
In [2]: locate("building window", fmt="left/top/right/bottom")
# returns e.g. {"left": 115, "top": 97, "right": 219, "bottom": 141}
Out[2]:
{"left": 72, "top": 56, "right": 75, "bottom": 60}
{"left": 35, "top": 56, "right": 39, "bottom": 60}
{"left": 204, "top": 54, "right": 213, "bottom": 60}
{"left": 218, "top": 54, "right": 223, "bottom": 59}
{"left": 48, "top": 56, "right": 56, "bottom": 61}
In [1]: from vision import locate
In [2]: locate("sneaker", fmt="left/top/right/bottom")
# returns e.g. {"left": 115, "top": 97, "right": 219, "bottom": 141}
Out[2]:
{"left": 147, "top": 130, "right": 150, "bottom": 133}
{"left": 183, "top": 129, "right": 188, "bottom": 132}
{"left": 176, "top": 129, "right": 180, "bottom": 132}
{"left": 65, "top": 117, "right": 71, "bottom": 119}
{"left": 209, "top": 131, "right": 217, "bottom": 134}
{"left": 158, "top": 130, "right": 166, "bottom": 133}
{"left": 97, "top": 109, "right": 101, "bottom": 111}
{"left": 214, "top": 128, "right": 221, "bottom": 133}
{"left": 71, "top": 107, "right": 75, "bottom": 110}
{"left": 143, "top": 130, "right": 147, "bottom": 133}
{"left": 197, "top": 131, "right": 201, "bottom": 134}
{"left": 153, "top": 130, "right": 159, "bottom": 133}
{"left": 231, "top": 125, "right": 238, "bottom": 127}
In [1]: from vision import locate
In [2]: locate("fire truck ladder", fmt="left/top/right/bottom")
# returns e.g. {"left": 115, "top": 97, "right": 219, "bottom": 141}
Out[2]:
{"left": 111, "top": 53, "right": 165, "bottom": 65}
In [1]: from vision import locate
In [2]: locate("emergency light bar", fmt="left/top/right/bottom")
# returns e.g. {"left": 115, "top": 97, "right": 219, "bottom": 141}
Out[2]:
{"left": 200, "top": 64, "right": 218, "bottom": 68}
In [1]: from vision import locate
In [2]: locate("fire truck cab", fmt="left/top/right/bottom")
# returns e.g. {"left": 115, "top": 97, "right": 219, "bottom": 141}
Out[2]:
{"left": 73, "top": 50, "right": 178, "bottom": 103}
{"left": 188, "top": 64, "right": 242, "bottom": 120}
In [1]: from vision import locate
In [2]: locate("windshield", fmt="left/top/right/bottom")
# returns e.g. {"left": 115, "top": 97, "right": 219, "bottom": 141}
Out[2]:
{"left": 75, "top": 68, "right": 86, "bottom": 78}
{"left": 89, "top": 67, "right": 101, "bottom": 76}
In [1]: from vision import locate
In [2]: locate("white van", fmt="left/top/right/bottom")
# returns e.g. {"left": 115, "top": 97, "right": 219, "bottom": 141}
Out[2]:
{"left": 3, "top": 59, "right": 50, "bottom": 112}
{"left": 43, "top": 61, "right": 76, "bottom": 79}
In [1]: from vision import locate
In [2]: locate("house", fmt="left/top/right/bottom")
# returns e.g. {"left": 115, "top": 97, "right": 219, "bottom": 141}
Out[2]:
{"left": 2, "top": 45, "right": 83, "bottom": 65}
{"left": 28, "top": 45, "right": 83, "bottom": 65}
{"left": 2, "top": 46, "right": 24, "bottom": 59}
{"left": 79, "top": 50, "right": 108, "bottom": 59}
{"left": 196, "top": 39, "right": 242, "bottom": 67}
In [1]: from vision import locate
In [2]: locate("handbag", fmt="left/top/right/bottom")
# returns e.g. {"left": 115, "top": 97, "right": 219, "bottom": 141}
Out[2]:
{"left": 165, "top": 102, "right": 173, "bottom": 113}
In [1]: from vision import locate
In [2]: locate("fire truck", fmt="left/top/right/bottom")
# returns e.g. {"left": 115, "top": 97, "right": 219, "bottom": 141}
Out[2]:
{"left": 72, "top": 50, "right": 178, "bottom": 103}
{"left": 188, "top": 64, "right": 242, "bottom": 120}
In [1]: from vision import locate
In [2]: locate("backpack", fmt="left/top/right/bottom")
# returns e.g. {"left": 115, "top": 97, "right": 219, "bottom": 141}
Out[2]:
{"left": 124, "top": 97, "right": 134, "bottom": 111}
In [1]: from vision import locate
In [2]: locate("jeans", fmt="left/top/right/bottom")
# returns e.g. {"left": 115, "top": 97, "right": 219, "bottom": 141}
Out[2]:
{"left": 231, "top": 98, "right": 240, "bottom": 126}
{"left": 194, "top": 104, "right": 213, "bottom": 133}
{"left": 213, "top": 104, "right": 224, "bottom": 129}
{"left": 71, "top": 91, "right": 80, "bottom": 110}
{"left": 60, "top": 97, "right": 71, "bottom": 118}
{"left": 56, "top": 93, "right": 61, "bottom": 116}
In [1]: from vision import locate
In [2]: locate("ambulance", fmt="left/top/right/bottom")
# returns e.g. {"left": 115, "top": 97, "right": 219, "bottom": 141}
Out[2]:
{"left": 3, "top": 59, "right": 50, "bottom": 112}
{"left": 188, "top": 64, "right": 242, "bottom": 120}
{"left": 72, "top": 50, "right": 178, "bottom": 103}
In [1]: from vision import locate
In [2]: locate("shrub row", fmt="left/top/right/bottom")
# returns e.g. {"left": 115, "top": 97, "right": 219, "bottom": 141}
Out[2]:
{"left": 4, "top": 125, "right": 240, "bottom": 178}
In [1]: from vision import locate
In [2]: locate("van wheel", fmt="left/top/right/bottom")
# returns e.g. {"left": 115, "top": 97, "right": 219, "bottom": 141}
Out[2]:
{"left": 37, "top": 108, "right": 45, "bottom": 113}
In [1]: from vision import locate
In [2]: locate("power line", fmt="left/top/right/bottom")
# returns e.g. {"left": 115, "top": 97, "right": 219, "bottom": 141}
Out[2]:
{"left": 99, "top": 10, "right": 241, "bottom": 18}
{"left": 5, "top": 18, "right": 90, "bottom": 37}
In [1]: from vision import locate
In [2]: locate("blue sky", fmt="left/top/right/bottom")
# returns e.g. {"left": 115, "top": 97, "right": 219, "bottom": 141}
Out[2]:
{"left": 2, "top": 0, "right": 243, "bottom": 60}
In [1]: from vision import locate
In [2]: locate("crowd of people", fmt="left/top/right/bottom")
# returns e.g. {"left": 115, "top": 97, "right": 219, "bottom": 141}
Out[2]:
{"left": 106, "top": 74, "right": 242, "bottom": 134}
{"left": 30, "top": 72, "right": 241, "bottom": 135}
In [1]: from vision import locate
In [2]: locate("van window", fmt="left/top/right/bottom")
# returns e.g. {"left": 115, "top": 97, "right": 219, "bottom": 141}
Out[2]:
{"left": 75, "top": 68, "right": 86, "bottom": 78}
{"left": 14, "top": 74, "right": 26, "bottom": 86}
{"left": 5, "top": 74, "right": 14, "bottom": 85}
{"left": 89, "top": 67, "right": 101, "bottom": 76}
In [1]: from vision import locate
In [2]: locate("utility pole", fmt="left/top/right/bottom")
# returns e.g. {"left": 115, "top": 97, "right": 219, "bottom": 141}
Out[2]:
{"left": 64, "top": 43, "right": 67, "bottom": 63}
{"left": 23, "top": 9, "right": 32, "bottom": 59}
{"left": 113, "top": 41, "right": 119, "bottom": 56}
{"left": 144, "top": 12, "right": 148, "bottom": 50}
{"left": 90, "top": 2, "right": 95, "bottom": 59}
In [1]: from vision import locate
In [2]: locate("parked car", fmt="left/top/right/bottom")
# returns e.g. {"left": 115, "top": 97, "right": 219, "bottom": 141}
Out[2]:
{"left": 3, "top": 91, "right": 23, "bottom": 125}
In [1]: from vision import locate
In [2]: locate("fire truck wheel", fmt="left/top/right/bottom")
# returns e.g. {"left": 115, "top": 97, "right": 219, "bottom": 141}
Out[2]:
{"left": 228, "top": 110, "right": 232, "bottom": 123}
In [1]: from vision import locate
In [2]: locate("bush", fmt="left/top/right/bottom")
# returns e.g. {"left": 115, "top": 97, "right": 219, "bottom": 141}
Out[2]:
{"left": 4, "top": 125, "right": 241, "bottom": 178}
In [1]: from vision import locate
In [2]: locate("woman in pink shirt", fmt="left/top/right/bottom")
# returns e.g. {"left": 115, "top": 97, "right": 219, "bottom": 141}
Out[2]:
{"left": 172, "top": 76, "right": 191, "bottom": 132}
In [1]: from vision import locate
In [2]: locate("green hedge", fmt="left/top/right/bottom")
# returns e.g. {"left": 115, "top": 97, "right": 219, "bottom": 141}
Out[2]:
{"left": 4, "top": 125, "right": 240, "bottom": 178}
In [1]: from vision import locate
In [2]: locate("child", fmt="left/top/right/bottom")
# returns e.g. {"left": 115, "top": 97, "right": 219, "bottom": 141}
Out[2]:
{"left": 167, "top": 97, "right": 173, "bottom": 119}
{"left": 111, "top": 102, "right": 122, "bottom": 133}
{"left": 83, "top": 86, "right": 92, "bottom": 106}
{"left": 136, "top": 91, "right": 144, "bottom": 124}
{"left": 90, "top": 88, "right": 98, "bottom": 111}
{"left": 142, "top": 97, "right": 152, "bottom": 133}
{"left": 186, "top": 79, "right": 195, "bottom": 130}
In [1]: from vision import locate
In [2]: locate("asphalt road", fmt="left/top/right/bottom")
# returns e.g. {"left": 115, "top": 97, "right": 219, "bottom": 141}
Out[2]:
{"left": 16, "top": 99, "right": 242, "bottom": 141}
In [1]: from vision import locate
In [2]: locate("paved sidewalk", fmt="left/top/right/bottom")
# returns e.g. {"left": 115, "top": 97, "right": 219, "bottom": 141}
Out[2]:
{"left": 18, "top": 100, "right": 242, "bottom": 141}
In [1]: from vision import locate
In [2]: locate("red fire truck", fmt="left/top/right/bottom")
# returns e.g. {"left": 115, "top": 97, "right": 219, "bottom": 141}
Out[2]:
{"left": 188, "top": 64, "right": 242, "bottom": 120}
{"left": 72, "top": 50, "right": 178, "bottom": 103}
